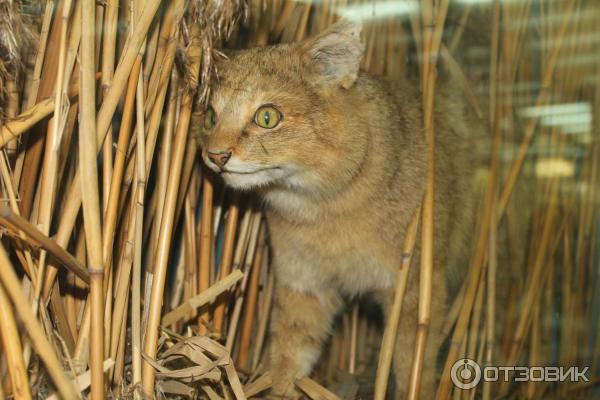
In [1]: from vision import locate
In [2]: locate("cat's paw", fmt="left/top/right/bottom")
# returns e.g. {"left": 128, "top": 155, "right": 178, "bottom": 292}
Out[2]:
{"left": 268, "top": 367, "right": 303, "bottom": 399}
{"left": 265, "top": 386, "right": 302, "bottom": 400}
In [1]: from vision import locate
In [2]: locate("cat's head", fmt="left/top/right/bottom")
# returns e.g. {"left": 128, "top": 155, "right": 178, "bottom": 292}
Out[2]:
{"left": 197, "top": 20, "right": 365, "bottom": 191}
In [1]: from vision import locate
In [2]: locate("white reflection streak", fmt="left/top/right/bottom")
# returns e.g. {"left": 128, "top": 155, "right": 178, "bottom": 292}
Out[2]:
{"left": 520, "top": 102, "right": 592, "bottom": 134}
{"left": 337, "top": 1, "right": 419, "bottom": 21}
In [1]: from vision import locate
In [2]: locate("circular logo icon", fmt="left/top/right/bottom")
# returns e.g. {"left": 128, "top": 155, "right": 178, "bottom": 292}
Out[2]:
{"left": 451, "top": 358, "right": 482, "bottom": 389}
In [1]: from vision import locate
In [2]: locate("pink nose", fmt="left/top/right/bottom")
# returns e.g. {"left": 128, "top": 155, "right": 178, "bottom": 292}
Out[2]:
{"left": 207, "top": 150, "right": 232, "bottom": 169}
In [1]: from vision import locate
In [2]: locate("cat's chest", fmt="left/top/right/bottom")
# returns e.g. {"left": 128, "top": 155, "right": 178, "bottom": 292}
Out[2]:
{"left": 268, "top": 211, "right": 398, "bottom": 294}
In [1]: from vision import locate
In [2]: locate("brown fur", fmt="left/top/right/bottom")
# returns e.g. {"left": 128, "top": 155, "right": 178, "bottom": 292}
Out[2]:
{"left": 197, "top": 20, "right": 474, "bottom": 399}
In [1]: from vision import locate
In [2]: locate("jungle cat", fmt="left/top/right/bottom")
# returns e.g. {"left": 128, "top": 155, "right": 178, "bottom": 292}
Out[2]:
{"left": 197, "top": 19, "right": 473, "bottom": 399}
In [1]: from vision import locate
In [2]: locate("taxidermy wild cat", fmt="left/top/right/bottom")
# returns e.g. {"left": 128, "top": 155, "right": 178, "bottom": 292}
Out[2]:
{"left": 197, "top": 19, "right": 473, "bottom": 399}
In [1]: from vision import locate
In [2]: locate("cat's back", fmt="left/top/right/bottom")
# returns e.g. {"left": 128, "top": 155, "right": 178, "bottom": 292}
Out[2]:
{"left": 348, "top": 73, "right": 476, "bottom": 271}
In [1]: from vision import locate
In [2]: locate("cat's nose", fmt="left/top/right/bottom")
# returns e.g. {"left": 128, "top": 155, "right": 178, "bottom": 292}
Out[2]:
{"left": 207, "top": 150, "right": 232, "bottom": 169}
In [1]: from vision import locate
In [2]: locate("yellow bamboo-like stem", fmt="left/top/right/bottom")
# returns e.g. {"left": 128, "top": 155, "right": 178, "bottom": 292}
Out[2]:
{"left": 408, "top": 1, "right": 448, "bottom": 398}
{"left": 100, "top": 0, "right": 118, "bottom": 212}
{"left": 141, "top": 24, "right": 201, "bottom": 395}
{"left": 66, "top": 271, "right": 78, "bottom": 339}
{"left": 149, "top": 69, "right": 178, "bottom": 262}
{"left": 181, "top": 183, "right": 199, "bottom": 325}
{"left": 374, "top": 209, "right": 420, "bottom": 400}
{"left": 143, "top": 15, "right": 161, "bottom": 93}
{"left": 131, "top": 47, "right": 147, "bottom": 389}
{"left": 198, "top": 175, "right": 214, "bottom": 332}
{"left": 0, "top": 284, "right": 31, "bottom": 400}
{"left": 113, "top": 295, "right": 129, "bottom": 389}
{"left": 79, "top": 0, "right": 104, "bottom": 396}
{"left": 107, "top": 201, "right": 135, "bottom": 380}
{"left": 0, "top": 243, "right": 79, "bottom": 398}
{"left": 349, "top": 303, "right": 358, "bottom": 374}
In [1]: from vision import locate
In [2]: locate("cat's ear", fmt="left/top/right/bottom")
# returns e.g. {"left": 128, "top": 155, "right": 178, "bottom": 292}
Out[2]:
{"left": 301, "top": 19, "right": 364, "bottom": 89}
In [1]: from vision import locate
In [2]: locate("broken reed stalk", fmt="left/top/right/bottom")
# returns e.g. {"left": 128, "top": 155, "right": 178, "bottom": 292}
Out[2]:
{"left": 0, "top": 207, "right": 89, "bottom": 283}
{"left": 374, "top": 209, "right": 420, "bottom": 400}
{"left": 162, "top": 269, "right": 244, "bottom": 327}
{"left": 142, "top": 22, "right": 202, "bottom": 395}
{"left": 79, "top": 0, "right": 104, "bottom": 397}
{"left": 0, "top": 77, "right": 87, "bottom": 149}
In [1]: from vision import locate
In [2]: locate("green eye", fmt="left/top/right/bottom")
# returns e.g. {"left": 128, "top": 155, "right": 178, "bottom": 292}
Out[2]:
{"left": 204, "top": 107, "right": 216, "bottom": 129}
{"left": 254, "top": 105, "right": 282, "bottom": 129}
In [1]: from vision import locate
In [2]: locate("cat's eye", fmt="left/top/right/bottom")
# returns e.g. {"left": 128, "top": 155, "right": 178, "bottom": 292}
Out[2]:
{"left": 204, "top": 107, "right": 216, "bottom": 129}
{"left": 254, "top": 105, "right": 282, "bottom": 129}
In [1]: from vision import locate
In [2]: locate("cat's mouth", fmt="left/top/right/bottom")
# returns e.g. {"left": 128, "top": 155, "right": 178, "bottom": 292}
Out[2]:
{"left": 221, "top": 166, "right": 281, "bottom": 175}
{"left": 218, "top": 165, "right": 289, "bottom": 190}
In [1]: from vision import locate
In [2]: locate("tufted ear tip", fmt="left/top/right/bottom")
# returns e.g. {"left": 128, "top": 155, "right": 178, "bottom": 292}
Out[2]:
{"left": 300, "top": 18, "right": 365, "bottom": 89}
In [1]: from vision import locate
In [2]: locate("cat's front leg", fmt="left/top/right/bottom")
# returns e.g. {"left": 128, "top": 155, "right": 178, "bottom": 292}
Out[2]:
{"left": 267, "top": 284, "right": 342, "bottom": 398}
